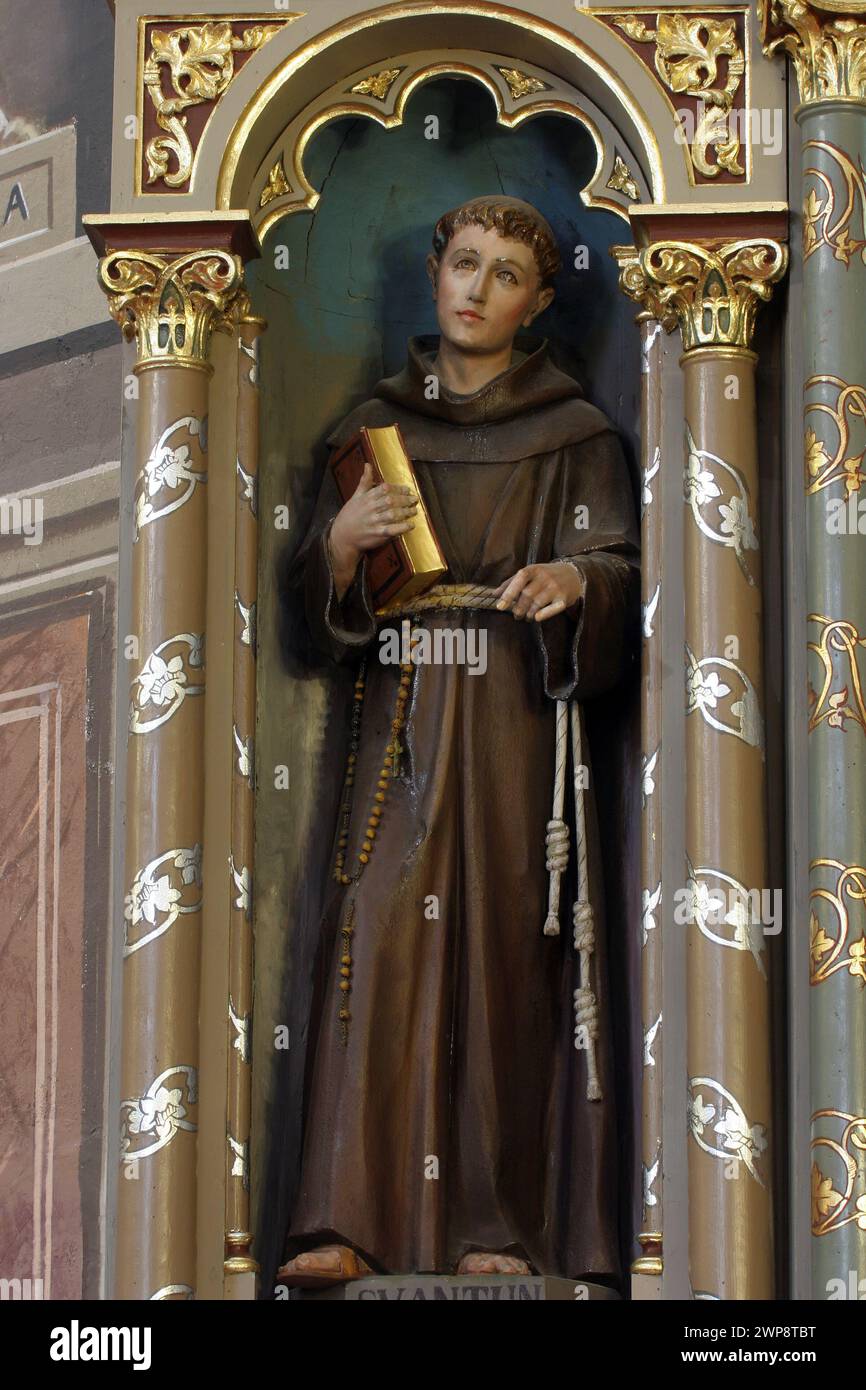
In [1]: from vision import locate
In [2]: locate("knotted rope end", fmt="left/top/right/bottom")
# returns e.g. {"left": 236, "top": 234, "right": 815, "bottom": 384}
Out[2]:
{"left": 572, "top": 900, "right": 596, "bottom": 952}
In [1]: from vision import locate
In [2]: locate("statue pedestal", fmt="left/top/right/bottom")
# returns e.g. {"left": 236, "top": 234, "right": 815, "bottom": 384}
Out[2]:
{"left": 298, "top": 1275, "right": 620, "bottom": 1301}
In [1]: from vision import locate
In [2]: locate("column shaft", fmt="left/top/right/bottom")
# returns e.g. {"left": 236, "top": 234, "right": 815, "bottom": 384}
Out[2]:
{"left": 119, "top": 362, "right": 210, "bottom": 1299}
{"left": 682, "top": 347, "right": 774, "bottom": 1298}
{"left": 637, "top": 320, "right": 664, "bottom": 1279}
{"left": 800, "top": 99, "right": 866, "bottom": 1295}
{"left": 90, "top": 231, "right": 248, "bottom": 1300}
{"left": 225, "top": 305, "right": 265, "bottom": 1282}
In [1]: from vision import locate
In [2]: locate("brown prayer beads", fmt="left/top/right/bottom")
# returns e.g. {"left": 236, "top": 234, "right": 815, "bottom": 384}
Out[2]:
{"left": 333, "top": 625, "right": 422, "bottom": 1044}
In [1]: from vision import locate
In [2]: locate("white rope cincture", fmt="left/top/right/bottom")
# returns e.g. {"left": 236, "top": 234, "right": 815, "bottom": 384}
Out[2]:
{"left": 570, "top": 701, "right": 602, "bottom": 1102}
{"left": 374, "top": 582, "right": 603, "bottom": 1101}
{"left": 543, "top": 700, "right": 570, "bottom": 935}
{"left": 543, "top": 698, "right": 603, "bottom": 1102}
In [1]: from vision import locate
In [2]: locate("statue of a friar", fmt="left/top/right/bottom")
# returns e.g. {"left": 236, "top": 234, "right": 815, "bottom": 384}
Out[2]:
{"left": 278, "top": 195, "right": 640, "bottom": 1288}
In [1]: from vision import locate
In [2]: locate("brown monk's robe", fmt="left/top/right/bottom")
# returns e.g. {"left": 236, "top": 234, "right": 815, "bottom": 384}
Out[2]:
{"left": 282, "top": 333, "right": 640, "bottom": 1282}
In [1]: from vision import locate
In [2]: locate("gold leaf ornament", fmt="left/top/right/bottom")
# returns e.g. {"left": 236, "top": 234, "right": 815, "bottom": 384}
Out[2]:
{"left": 607, "top": 154, "right": 640, "bottom": 202}
{"left": 810, "top": 911, "right": 834, "bottom": 968}
{"left": 259, "top": 157, "right": 292, "bottom": 209}
{"left": 349, "top": 68, "right": 403, "bottom": 101}
{"left": 805, "top": 426, "right": 831, "bottom": 480}
{"left": 811, "top": 1161, "right": 844, "bottom": 1226}
{"left": 144, "top": 21, "right": 282, "bottom": 188}
{"left": 495, "top": 66, "right": 550, "bottom": 100}
{"left": 760, "top": 0, "right": 866, "bottom": 103}
{"left": 615, "top": 12, "right": 745, "bottom": 178}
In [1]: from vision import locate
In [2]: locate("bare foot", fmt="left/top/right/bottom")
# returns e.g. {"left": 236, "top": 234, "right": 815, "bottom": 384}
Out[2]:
{"left": 456, "top": 1252, "right": 531, "bottom": 1275}
{"left": 278, "top": 1244, "right": 372, "bottom": 1286}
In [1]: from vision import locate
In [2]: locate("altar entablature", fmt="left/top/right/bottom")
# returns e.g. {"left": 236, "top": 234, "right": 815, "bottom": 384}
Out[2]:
{"left": 108, "top": 0, "right": 787, "bottom": 220}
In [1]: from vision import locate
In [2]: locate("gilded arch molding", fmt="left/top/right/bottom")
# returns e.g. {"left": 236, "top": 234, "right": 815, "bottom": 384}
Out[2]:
{"left": 209, "top": 2, "right": 671, "bottom": 210}
{"left": 251, "top": 52, "right": 651, "bottom": 241}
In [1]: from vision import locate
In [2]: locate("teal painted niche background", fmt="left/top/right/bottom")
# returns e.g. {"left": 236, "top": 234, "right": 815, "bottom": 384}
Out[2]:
{"left": 247, "top": 77, "right": 641, "bottom": 1293}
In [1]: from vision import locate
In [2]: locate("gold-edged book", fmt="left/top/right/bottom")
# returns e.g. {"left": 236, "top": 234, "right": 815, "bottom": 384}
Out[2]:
{"left": 330, "top": 424, "right": 447, "bottom": 610}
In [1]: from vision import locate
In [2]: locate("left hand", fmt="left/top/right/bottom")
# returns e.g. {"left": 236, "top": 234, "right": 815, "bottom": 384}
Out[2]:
{"left": 495, "top": 561, "right": 586, "bottom": 623}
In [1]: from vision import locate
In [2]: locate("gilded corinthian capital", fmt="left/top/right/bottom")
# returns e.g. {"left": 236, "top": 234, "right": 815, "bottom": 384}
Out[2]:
{"left": 615, "top": 240, "right": 788, "bottom": 352}
{"left": 759, "top": 0, "right": 866, "bottom": 103}
{"left": 611, "top": 245, "right": 679, "bottom": 333}
{"left": 97, "top": 249, "right": 245, "bottom": 371}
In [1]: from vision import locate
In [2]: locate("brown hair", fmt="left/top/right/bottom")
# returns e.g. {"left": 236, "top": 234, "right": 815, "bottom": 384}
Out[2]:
{"left": 431, "top": 196, "right": 561, "bottom": 289}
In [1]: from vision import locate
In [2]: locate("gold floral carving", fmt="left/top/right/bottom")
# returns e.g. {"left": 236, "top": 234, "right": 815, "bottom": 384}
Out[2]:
{"left": 804, "top": 373, "right": 866, "bottom": 496}
{"left": 808, "top": 613, "right": 866, "bottom": 734}
{"left": 610, "top": 12, "right": 745, "bottom": 178}
{"left": 494, "top": 66, "right": 551, "bottom": 99}
{"left": 349, "top": 68, "right": 404, "bottom": 101}
{"left": 97, "top": 250, "right": 244, "bottom": 369}
{"left": 142, "top": 20, "right": 288, "bottom": 189}
{"left": 607, "top": 153, "right": 641, "bottom": 202}
{"left": 810, "top": 859, "right": 866, "bottom": 987}
{"left": 618, "top": 240, "right": 787, "bottom": 351}
{"left": 259, "top": 157, "right": 292, "bottom": 208}
{"left": 611, "top": 244, "right": 679, "bottom": 331}
{"left": 811, "top": 1111, "right": 866, "bottom": 1236}
{"left": 803, "top": 140, "right": 866, "bottom": 266}
{"left": 759, "top": 0, "right": 866, "bottom": 103}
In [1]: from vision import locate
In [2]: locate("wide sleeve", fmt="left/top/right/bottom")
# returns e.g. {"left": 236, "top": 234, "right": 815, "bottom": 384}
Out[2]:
{"left": 534, "top": 428, "right": 641, "bottom": 701}
{"left": 283, "top": 457, "right": 378, "bottom": 667}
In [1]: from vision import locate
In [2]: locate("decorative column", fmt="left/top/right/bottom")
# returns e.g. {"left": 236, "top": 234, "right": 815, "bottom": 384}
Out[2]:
{"left": 621, "top": 235, "right": 787, "bottom": 1299}
{"left": 612, "top": 246, "right": 668, "bottom": 1290}
{"left": 761, "top": 0, "right": 866, "bottom": 1298}
{"left": 634, "top": 315, "right": 665, "bottom": 1285}
{"left": 86, "top": 215, "right": 253, "bottom": 1299}
{"left": 225, "top": 291, "right": 265, "bottom": 1293}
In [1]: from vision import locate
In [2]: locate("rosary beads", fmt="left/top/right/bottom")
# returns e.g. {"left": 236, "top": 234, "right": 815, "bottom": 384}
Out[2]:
{"left": 333, "top": 624, "right": 422, "bottom": 1044}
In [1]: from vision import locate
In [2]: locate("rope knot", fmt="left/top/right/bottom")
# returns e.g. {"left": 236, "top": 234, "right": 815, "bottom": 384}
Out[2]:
{"left": 573, "top": 986, "right": 599, "bottom": 1038}
{"left": 572, "top": 901, "right": 595, "bottom": 953}
{"left": 545, "top": 818, "right": 570, "bottom": 872}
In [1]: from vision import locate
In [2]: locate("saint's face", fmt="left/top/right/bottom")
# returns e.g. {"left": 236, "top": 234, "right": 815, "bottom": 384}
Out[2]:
{"left": 428, "top": 223, "right": 553, "bottom": 356}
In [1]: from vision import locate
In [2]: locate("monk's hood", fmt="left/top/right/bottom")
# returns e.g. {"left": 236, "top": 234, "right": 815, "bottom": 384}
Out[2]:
{"left": 325, "top": 333, "right": 612, "bottom": 463}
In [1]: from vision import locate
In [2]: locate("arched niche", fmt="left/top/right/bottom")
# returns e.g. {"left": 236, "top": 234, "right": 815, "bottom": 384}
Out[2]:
{"left": 246, "top": 69, "right": 643, "bottom": 1292}
{"left": 185, "top": 2, "right": 686, "bottom": 213}
{"left": 246, "top": 54, "right": 651, "bottom": 240}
